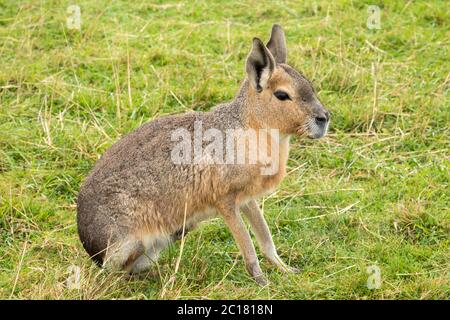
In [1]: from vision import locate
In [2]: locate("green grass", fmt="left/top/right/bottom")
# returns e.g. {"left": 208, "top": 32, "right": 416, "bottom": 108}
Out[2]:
{"left": 0, "top": 0, "right": 449, "bottom": 299}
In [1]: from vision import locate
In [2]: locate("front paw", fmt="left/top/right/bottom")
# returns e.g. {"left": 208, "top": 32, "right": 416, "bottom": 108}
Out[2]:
{"left": 254, "top": 273, "right": 269, "bottom": 286}
{"left": 269, "top": 253, "right": 300, "bottom": 274}
{"left": 282, "top": 265, "right": 300, "bottom": 274}
{"left": 246, "top": 261, "right": 268, "bottom": 286}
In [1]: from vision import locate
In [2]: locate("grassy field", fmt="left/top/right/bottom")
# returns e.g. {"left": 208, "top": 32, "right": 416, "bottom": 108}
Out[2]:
{"left": 0, "top": 0, "right": 448, "bottom": 299}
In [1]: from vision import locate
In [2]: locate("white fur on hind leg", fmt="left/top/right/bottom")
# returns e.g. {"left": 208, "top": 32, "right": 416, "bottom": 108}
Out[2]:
{"left": 103, "top": 238, "right": 143, "bottom": 272}
{"left": 130, "top": 251, "right": 156, "bottom": 274}
{"left": 130, "top": 233, "right": 171, "bottom": 274}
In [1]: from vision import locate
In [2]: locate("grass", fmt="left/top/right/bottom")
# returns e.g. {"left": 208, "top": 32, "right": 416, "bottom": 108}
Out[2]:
{"left": 0, "top": 0, "right": 448, "bottom": 299}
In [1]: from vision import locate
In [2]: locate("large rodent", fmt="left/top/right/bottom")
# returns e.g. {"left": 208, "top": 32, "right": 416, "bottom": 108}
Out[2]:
{"left": 77, "top": 24, "right": 330, "bottom": 285}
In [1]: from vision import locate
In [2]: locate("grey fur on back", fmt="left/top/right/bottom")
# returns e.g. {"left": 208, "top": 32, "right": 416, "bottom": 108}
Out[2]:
{"left": 77, "top": 84, "right": 250, "bottom": 265}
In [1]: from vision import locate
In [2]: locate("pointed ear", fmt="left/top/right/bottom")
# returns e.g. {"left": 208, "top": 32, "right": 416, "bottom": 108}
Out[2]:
{"left": 266, "top": 24, "right": 287, "bottom": 64}
{"left": 246, "top": 38, "right": 275, "bottom": 92}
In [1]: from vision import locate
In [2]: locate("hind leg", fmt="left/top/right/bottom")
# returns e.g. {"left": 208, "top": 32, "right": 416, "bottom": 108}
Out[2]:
{"left": 129, "top": 249, "right": 159, "bottom": 274}
{"left": 129, "top": 234, "right": 172, "bottom": 274}
{"left": 103, "top": 238, "right": 145, "bottom": 272}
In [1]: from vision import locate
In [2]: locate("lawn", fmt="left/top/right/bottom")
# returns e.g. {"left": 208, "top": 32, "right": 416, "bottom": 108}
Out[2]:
{"left": 0, "top": 0, "right": 448, "bottom": 299}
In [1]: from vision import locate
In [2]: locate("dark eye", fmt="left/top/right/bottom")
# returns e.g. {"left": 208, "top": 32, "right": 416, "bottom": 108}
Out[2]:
{"left": 302, "top": 97, "right": 308, "bottom": 102}
{"left": 274, "top": 91, "right": 291, "bottom": 101}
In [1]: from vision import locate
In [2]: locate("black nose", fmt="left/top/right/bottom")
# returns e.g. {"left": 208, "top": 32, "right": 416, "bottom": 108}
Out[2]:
{"left": 315, "top": 116, "right": 327, "bottom": 124}
{"left": 315, "top": 110, "right": 330, "bottom": 125}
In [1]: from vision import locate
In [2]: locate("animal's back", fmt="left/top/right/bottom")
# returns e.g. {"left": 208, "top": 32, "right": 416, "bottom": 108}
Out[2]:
{"left": 77, "top": 111, "right": 202, "bottom": 264}
{"left": 76, "top": 107, "right": 242, "bottom": 265}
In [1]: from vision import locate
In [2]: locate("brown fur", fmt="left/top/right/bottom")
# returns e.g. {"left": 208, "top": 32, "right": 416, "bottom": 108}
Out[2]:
{"left": 77, "top": 24, "right": 330, "bottom": 285}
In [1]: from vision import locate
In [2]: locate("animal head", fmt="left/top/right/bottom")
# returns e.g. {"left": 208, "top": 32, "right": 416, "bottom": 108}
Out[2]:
{"left": 244, "top": 24, "right": 330, "bottom": 139}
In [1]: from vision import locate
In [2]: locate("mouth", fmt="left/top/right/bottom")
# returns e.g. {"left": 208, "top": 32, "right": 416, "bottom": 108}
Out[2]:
{"left": 296, "top": 119, "right": 329, "bottom": 139}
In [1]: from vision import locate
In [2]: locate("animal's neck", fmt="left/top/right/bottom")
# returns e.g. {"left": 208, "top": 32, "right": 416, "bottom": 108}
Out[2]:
{"left": 231, "top": 79, "right": 263, "bottom": 130}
